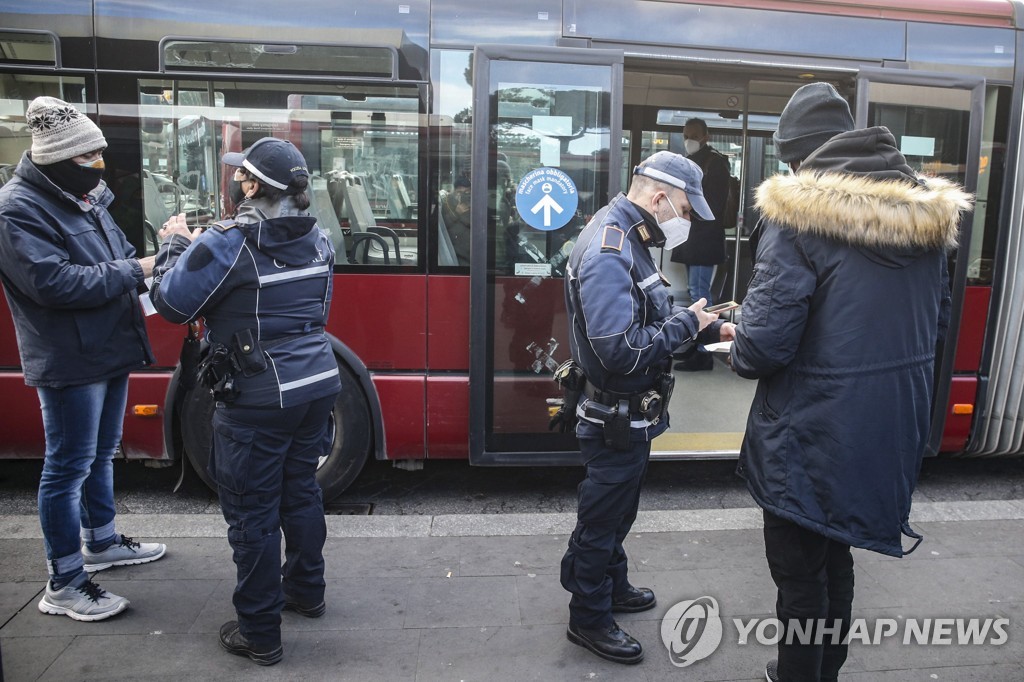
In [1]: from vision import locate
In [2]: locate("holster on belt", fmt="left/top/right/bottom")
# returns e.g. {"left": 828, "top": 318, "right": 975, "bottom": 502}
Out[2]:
{"left": 196, "top": 343, "right": 240, "bottom": 403}
{"left": 549, "top": 359, "right": 585, "bottom": 433}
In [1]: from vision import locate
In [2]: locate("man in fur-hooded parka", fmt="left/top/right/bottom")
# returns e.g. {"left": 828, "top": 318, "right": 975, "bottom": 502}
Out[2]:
{"left": 729, "top": 83, "right": 972, "bottom": 680}
{"left": 732, "top": 85, "right": 971, "bottom": 558}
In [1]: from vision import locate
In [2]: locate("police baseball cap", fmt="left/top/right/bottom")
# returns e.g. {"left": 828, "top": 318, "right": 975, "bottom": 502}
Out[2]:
{"left": 222, "top": 137, "right": 309, "bottom": 190}
{"left": 633, "top": 151, "right": 714, "bottom": 221}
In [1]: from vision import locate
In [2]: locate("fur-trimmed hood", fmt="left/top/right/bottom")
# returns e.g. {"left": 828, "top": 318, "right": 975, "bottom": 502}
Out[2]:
{"left": 755, "top": 127, "right": 973, "bottom": 254}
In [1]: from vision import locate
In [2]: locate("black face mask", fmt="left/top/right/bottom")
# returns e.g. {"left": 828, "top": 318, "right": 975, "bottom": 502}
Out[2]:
{"left": 228, "top": 178, "right": 246, "bottom": 206}
{"left": 40, "top": 159, "right": 104, "bottom": 197}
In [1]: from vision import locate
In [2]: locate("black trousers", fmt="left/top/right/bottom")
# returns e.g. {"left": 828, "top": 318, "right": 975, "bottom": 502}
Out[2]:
{"left": 763, "top": 509, "right": 855, "bottom": 682}
{"left": 211, "top": 395, "right": 336, "bottom": 647}
{"left": 560, "top": 437, "right": 650, "bottom": 629}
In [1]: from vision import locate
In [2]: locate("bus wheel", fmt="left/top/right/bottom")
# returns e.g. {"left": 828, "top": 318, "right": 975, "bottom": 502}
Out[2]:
{"left": 316, "top": 360, "right": 371, "bottom": 501}
{"left": 179, "top": 358, "right": 372, "bottom": 502}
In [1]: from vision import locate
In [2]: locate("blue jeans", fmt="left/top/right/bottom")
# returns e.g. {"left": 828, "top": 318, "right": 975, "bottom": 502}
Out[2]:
{"left": 37, "top": 374, "right": 128, "bottom": 584}
{"left": 687, "top": 264, "right": 715, "bottom": 305}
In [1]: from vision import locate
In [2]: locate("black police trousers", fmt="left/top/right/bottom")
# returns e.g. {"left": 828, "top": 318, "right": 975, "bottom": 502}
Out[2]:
{"left": 560, "top": 436, "right": 650, "bottom": 629}
{"left": 211, "top": 394, "right": 337, "bottom": 647}
{"left": 763, "top": 509, "right": 855, "bottom": 682}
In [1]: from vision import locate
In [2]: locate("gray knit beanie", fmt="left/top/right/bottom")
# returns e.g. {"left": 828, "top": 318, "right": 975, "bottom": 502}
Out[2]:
{"left": 773, "top": 83, "right": 854, "bottom": 163}
{"left": 26, "top": 96, "right": 107, "bottom": 165}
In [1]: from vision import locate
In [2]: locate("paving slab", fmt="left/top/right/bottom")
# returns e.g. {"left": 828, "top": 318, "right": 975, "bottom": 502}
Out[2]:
{"left": 1, "top": 508, "right": 1022, "bottom": 681}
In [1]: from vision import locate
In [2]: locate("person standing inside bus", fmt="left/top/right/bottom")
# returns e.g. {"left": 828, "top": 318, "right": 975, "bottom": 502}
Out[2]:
{"left": 0, "top": 96, "right": 166, "bottom": 621}
{"left": 558, "top": 151, "right": 726, "bottom": 664}
{"left": 670, "top": 117, "right": 732, "bottom": 372}
{"left": 150, "top": 137, "right": 341, "bottom": 666}
{"left": 438, "top": 175, "right": 471, "bottom": 265}
{"left": 727, "top": 83, "right": 971, "bottom": 681}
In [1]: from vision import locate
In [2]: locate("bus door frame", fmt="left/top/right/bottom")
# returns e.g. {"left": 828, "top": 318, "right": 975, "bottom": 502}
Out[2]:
{"left": 468, "top": 44, "right": 624, "bottom": 465}
{"left": 855, "top": 66, "right": 985, "bottom": 457}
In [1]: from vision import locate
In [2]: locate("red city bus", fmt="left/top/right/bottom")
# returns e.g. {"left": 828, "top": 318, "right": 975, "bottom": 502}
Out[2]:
{"left": 0, "top": 0, "right": 1021, "bottom": 499}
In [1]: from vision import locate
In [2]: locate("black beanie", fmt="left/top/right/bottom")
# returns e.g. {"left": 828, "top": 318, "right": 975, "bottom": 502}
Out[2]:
{"left": 773, "top": 83, "right": 854, "bottom": 163}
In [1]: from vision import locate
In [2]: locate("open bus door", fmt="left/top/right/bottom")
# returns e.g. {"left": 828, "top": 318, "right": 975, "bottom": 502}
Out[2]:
{"left": 468, "top": 45, "right": 624, "bottom": 465}
{"left": 855, "top": 67, "right": 985, "bottom": 457}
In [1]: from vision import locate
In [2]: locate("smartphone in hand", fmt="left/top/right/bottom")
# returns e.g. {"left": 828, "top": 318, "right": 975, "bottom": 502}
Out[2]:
{"left": 703, "top": 300, "right": 740, "bottom": 314}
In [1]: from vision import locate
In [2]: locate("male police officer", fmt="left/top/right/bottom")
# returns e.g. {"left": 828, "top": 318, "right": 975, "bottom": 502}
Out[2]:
{"left": 559, "top": 151, "right": 729, "bottom": 663}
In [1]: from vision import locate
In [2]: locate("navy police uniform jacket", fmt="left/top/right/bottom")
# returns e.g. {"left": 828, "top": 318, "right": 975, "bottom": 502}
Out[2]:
{"left": 0, "top": 153, "right": 154, "bottom": 388}
{"left": 732, "top": 127, "right": 971, "bottom": 556}
{"left": 151, "top": 198, "right": 340, "bottom": 408}
{"left": 566, "top": 193, "right": 716, "bottom": 441}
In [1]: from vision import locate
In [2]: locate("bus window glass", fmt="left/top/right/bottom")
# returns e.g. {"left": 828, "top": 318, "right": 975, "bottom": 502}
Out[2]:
{"left": 137, "top": 80, "right": 423, "bottom": 266}
{"left": 163, "top": 41, "right": 396, "bottom": 78}
{"left": 0, "top": 75, "right": 86, "bottom": 186}
{"left": 0, "top": 32, "right": 57, "bottom": 66}
{"left": 433, "top": 49, "right": 473, "bottom": 268}
{"left": 487, "top": 60, "right": 613, "bottom": 436}
{"left": 965, "top": 85, "right": 1010, "bottom": 286}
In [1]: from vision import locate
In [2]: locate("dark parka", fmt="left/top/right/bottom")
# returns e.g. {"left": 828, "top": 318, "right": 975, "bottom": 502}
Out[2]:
{"left": 731, "top": 127, "right": 972, "bottom": 556}
{"left": 0, "top": 153, "right": 154, "bottom": 388}
{"left": 670, "top": 144, "right": 730, "bottom": 266}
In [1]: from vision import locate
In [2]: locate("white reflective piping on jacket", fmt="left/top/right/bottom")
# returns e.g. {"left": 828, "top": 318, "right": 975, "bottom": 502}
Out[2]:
{"left": 279, "top": 368, "right": 339, "bottom": 393}
{"left": 258, "top": 264, "right": 331, "bottom": 285}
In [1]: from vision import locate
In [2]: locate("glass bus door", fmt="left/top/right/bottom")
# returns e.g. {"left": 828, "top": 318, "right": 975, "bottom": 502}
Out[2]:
{"left": 468, "top": 45, "right": 623, "bottom": 464}
{"left": 856, "top": 67, "right": 985, "bottom": 456}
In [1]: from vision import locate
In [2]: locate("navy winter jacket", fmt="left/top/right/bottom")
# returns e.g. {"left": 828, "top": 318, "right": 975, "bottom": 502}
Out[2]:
{"left": 731, "top": 127, "right": 971, "bottom": 556}
{"left": 0, "top": 153, "right": 153, "bottom": 388}
{"left": 150, "top": 197, "right": 340, "bottom": 408}
{"left": 566, "top": 193, "right": 719, "bottom": 441}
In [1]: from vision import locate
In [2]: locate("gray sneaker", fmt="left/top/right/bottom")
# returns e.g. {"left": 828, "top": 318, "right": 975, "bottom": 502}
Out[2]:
{"left": 38, "top": 579, "right": 129, "bottom": 621}
{"left": 82, "top": 535, "right": 166, "bottom": 572}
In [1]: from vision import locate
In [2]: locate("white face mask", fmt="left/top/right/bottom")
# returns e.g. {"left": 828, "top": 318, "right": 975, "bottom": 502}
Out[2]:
{"left": 683, "top": 139, "right": 702, "bottom": 156}
{"left": 657, "top": 198, "right": 691, "bottom": 250}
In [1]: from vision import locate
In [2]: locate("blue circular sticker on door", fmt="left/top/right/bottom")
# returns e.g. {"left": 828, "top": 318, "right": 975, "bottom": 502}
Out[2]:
{"left": 515, "top": 167, "right": 578, "bottom": 231}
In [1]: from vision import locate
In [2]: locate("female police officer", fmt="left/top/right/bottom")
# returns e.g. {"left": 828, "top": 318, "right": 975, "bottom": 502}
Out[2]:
{"left": 150, "top": 137, "right": 340, "bottom": 666}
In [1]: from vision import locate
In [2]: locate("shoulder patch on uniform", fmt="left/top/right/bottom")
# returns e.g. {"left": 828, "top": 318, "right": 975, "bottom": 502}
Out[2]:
{"left": 601, "top": 225, "right": 625, "bottom": 252}
{"left": 211, "top": 219, "right": 237, "bottom": 232}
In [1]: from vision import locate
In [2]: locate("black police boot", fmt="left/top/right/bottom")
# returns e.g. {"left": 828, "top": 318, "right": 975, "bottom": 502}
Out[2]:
{"left": 674, "top": 350, "right": 714, "bottom": 372}
{"left": 218, "top": 620, "right": 283, "bottom": 666}
{"left": 567, "top": 621, "right": 644, "bottom": 664}
{"left": 283, "top": 597, "right": 326, "bottom": 618}
{"left": 611, "top": 585, "right": 656, "bottom": 613}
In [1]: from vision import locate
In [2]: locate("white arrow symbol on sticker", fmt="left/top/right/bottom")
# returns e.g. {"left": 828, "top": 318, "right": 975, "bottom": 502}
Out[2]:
{"left": 531, "top": 193, "right": 563, "bottom": 227}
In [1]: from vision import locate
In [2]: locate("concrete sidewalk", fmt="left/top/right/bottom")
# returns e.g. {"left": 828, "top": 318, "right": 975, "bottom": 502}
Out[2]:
{"left": 2, "top": 501, "right": 1023, "bottom": 681}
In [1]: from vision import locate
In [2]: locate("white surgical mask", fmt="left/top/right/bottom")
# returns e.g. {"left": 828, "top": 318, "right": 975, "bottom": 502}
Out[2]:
{"left": 657, "top": 198, "right": 691, "bottom": 250}
{"left": 683, "top": 139, "right": 702, "bottom": 156}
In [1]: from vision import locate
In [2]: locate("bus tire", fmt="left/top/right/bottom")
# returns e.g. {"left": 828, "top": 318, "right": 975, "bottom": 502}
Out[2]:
{"left": 179, "top": 357, "right": 372, "bottom": 502}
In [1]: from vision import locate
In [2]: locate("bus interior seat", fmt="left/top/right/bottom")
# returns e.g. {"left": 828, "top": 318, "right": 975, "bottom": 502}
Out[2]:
{"left": 142, "top": 170, "right": 174, "bottom": 232}
{"left": 336, "top": 172, "right": 403, "bottom": 265}
{"left": 306, "top": 174, "right": 349, "bottom": 259}
{"left": 0, "top": 164, "right": 16, "bottom": 187}
{"left": 387, "top": 173, "right": 414, "bottom": 220}
{"left": 436, "top": 201, "right": 458, "bottom": 267}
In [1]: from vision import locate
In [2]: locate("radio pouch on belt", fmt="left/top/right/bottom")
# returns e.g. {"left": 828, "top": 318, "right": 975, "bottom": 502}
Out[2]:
{"left": 605, "top": 400, "right": 631, "bottom": 451}
{"left": 233, "top": 329, "right": 268, "bottom": 377}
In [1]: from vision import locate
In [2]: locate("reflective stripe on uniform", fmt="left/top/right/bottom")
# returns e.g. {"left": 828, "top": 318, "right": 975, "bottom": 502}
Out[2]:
{"left": 258, "top": 264, "right": 331, "bottom": 285}
{"left": 279, "top": 368, "right": 339, "bottom": 393}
